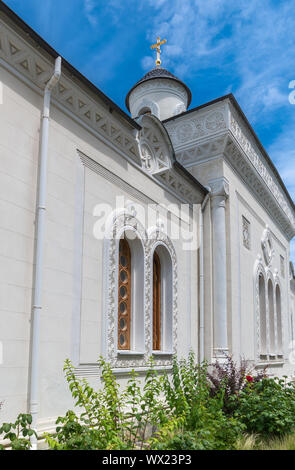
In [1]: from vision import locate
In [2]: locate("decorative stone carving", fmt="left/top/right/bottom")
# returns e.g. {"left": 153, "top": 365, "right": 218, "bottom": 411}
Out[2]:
{"left": 176, "top": 121, "right": 195, "bottom": 143}
{"left": 261, "top": 226, "right": 274, "bottom": 267}
{"left": 140, "top": 143, "right": 155, "bottom": 172}
{"left": 165, "top": 99, "right": 295, "bottom": 239}
{"left": 242, "top": 216, "right": 251, "bottom": 250}
{"left": 254, "top": 256, "right": 266, "bottom": 361}
{"left": 254, "top": 230, "right": 284, "bottom": 363}
{"left": 138, "top": 115, "right": 171, "bottom": 174}
{"left": 209, "top": 176, "right": 229, "bottom": 205}
{"left": 229, "top": 113, "right": 295, "bottom": 235}
{"left": 164, "top": 106, "right": 227, "bottom": 149}
{"left": 103, "top": 208, "right": 178, "bottom": 369}
{"left": 155, "top": 169, "right": 202, "bottom": 204}
{"left": 176, "top": 135, "right": 227, "bottom": 167}
{"left": 205, "top": 111, "right": 226, "bottom": 132}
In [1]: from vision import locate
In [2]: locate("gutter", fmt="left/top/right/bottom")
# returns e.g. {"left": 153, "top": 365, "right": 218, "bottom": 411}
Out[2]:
{"left": 29, "top": 56, "right": 61, "bottom": 449}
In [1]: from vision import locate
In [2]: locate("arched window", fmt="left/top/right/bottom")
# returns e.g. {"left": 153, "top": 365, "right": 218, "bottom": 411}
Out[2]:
{"left": 259, "top": 274, "right": 267, "bottom": 356}
{"left": 268, "top": 279, "right": 275, "bottom": 354}
{"left": 118, "top": 238, "right": 131, "bottom": 350}
{"left": 152, "top": 245, "right": 173, "bottom": 353}
{"left": 117, "top": 232, "right": 145, "bottom": 353}
{"left": 138, "top": 107, "right": 152, "bottom": 116}
{"left": 276, "top": 285, "right": 283, "bottom": 355}
{"left": 153, "top": 252, "right": 161, "bottom": 351}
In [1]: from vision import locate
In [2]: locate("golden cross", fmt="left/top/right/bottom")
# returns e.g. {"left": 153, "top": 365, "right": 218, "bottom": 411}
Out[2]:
{"left": 150, "top": 37, "right": 167, "bottom": 67}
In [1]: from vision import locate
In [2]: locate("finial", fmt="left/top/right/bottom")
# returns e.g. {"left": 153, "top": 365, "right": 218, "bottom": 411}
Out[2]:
{"left": 150, "top": 36, "right": 167, "bottom": 67}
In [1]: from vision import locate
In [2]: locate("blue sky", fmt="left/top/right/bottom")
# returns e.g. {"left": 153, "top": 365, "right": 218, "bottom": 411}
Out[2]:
{"left": 3, "top": 0, "right": 295, "bottom": 261}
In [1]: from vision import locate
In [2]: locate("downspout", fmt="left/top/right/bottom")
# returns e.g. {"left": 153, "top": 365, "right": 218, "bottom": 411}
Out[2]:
{"left": 29, "top": 57, "right": 61, "bottom": 449}
{"left": 199, "top": 190, "right": 210, "bottom": 363}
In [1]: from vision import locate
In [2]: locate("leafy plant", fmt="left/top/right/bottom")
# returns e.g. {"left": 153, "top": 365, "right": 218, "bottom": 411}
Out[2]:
{"left": 207, "top": 355, "right": 267, "bottom": 414}
{"left": 0, "top": 414, "right": 37, "bottom": 450}
{"left": 233, "top": 376, "right": 295, "bottom": 437}
{"left": 46, "top": 357, "right": 165, "bottom": 450}
{"left": 151, "top": 352, "right": 244, "bottom": 450}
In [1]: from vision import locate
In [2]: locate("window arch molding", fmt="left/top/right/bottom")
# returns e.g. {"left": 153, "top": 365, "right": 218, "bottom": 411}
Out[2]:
{"left": 254, "top": 255, "right": 284, "bottom": 362}
{"left": 274, "top": 273, "right": 283, "bottom": 357}
{"left": 254, "top": 256, "right": 267, "bottom": 361}
{"left": 103, "top": 211, "right": 178, "bottom": 369}
{"left": 147, "top": 227, "right": 178, "bottom": 356}
{"left": 103, "top": 208, "right": 147, "bottom": 368}
{"left": 266, "top": 268, "right": 275, "bottom": 356}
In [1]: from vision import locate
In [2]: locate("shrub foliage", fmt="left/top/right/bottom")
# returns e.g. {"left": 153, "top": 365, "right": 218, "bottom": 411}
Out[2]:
{"left": 1, "top": 353, "right": 295, "bottom": 450}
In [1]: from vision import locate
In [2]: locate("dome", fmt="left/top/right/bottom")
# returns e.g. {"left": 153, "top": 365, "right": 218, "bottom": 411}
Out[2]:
{"left": 125, "top": 66, "right": 192, "bottom": 120}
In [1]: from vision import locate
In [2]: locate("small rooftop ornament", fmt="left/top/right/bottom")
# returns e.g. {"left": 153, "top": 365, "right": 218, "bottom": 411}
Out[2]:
{"left": 150, "top": 37, "right": 167, "bottom": 67}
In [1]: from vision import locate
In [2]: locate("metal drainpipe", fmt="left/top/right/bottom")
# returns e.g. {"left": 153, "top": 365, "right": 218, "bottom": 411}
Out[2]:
{"left": 199, "top": 190, "right": 210, "bottom": 363}
{"left": 29, "top": 57, "right": 61, "bottom": 449}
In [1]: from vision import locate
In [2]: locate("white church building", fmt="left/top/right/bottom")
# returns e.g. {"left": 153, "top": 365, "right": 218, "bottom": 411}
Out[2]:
{"left": 0, "top": 3, "right": 295, "bottom": 436}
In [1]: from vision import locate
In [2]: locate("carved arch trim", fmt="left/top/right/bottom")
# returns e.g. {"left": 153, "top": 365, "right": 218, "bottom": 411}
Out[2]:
{"left": 254, "top": 256, "right": 266, "bottom": 361}
{"left": 103, "top": 211, "right": 178, "bottom": 369}
{"left": 147, "top": 227, "right": 178, "bottom": 355}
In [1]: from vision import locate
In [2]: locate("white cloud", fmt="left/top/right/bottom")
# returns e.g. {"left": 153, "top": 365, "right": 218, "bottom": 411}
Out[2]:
{"left": 268, "top": 120, "right": 295, "bottom": 201}
{"left": 84, "top": 0, "right": 97, "bottom": 26}
{"left": 141, "top": 56, "right": 154, "bottom": 71}
{"left": 267, "top": 116, "right": 295, "bottom": 262}
{"left": 142, "top": 0, "right": 295, "bottom": 260}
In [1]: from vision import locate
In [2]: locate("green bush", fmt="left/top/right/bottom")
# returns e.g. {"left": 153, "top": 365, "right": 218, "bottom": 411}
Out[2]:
{"left": 0, "top": 414, "right": 37, "bottom": 450}
{"left": 46, "top": 357, "right": 166, "bottom": 450}
{"left": 150, "top": 352, "right": 244, "bottom": 450}
{"left": 3, "top": 354, "right": 294, "bottom": 450}
{"left": 232, "top": 377, "right": 295, "bottom": 437}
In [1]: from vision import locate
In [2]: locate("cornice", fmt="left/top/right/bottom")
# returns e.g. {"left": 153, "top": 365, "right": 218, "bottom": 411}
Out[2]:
{"left": 164, "top": 101, "right": 295, "bottom": 240}
{"left": 154, "top": 167, "right": 204, "bottom": 204}
{"left": 164, "top": 103, "right": 228, "bottom": 151}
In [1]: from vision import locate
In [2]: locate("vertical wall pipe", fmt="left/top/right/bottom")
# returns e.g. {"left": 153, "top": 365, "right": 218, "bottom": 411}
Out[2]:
{"left": 29, "top": 57, "right": 61, "bottom": 449}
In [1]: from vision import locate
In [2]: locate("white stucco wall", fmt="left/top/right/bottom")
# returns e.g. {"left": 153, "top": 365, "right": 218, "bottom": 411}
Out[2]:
{"left": 0, "top": 61, "right": 199, "bottom": 428}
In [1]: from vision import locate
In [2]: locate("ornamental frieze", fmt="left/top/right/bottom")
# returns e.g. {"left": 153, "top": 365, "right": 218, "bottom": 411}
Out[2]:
{"left": 164, "top": 100, "right": 295, "bottom": 238}
{"left": 164, "top": 107, "right": 227, "bottom": 148}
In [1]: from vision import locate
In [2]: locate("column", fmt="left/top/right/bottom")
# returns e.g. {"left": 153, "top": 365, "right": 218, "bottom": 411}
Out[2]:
{"left": 209, "top": 177, "right": 229, "bottom": 359}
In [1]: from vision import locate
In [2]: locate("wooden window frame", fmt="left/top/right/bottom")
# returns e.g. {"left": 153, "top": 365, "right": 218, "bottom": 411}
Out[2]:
{"left": 153, "top": 251, "right": 161, "bottom": 351}
{"left": 118, "top": 238, "right": 131, "bottom": 350}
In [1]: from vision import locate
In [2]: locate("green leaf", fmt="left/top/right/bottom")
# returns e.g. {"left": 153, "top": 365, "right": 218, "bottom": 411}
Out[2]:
{"left": 2, "top": 424, "right": 11, "bottom": 433}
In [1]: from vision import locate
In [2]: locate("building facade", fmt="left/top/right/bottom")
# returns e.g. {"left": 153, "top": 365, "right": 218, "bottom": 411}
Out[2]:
{"left": 0, "top": 3, "right": 295, "bottom": 437}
